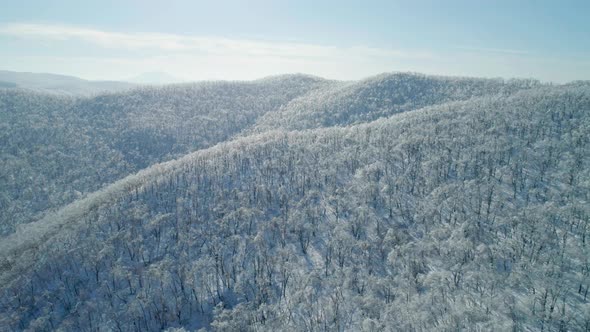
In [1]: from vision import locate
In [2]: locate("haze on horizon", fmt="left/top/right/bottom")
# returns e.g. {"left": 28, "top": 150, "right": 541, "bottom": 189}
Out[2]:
{"left": 1, "top": 0, "right": 589, "bottom": 83}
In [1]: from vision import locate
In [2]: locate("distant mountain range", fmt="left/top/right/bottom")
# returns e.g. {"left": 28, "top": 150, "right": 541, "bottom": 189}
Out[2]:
{"left": 0, "top": 70, "right": 137, "bottom": 96}
{"left": 0, "top": 69, "right": 228, "bottom": 94}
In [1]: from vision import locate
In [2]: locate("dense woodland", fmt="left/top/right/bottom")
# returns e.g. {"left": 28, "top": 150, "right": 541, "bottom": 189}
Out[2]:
{"left": 0, "top": 74, "right": 330, "bottom": 235}
{"left": 249, "top": 73, "right": 541, "bottom": 133}
{"left": 0, "top": 73, "right": 589, "bottom": 331}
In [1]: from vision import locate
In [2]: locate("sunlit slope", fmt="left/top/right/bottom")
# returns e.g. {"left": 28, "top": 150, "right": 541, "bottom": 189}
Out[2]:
{"left": 249, "top": 72, "right": 541, "bottom": 133}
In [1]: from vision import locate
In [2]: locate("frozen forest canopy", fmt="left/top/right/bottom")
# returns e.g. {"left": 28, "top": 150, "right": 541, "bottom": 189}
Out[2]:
{"left": 0, "top": 72, "right": 589, "bottom": 331}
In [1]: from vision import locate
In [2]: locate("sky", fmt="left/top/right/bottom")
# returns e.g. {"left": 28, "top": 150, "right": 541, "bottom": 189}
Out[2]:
{"left": 0, "top": 0, "right": 589, "bottom": 82}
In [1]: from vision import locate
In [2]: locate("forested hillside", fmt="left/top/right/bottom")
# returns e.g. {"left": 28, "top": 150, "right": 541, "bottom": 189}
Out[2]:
{"left": 249, "top": 73, "right": 542, "bottom": 133}
{"left": 0, "top": 75, "right": 331, "bottom": 235}
{"left": 1, "top": 83, "right": 588, "bottom": 331}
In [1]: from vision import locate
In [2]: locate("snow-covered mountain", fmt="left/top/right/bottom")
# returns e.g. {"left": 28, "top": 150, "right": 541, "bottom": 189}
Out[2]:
{"left": 0, "top": 73, "right": 589, "bottom": 331}
{"left": 0, "top": 74, "right": 331, "bottom": 235}
{"left": 249, "top": 72, "right": 541, "bottom": 133}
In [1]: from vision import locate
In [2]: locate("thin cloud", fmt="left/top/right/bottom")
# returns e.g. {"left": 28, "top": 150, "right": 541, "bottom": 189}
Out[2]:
{"left": 0, "top": 23, "right": 434, "bottom": 60}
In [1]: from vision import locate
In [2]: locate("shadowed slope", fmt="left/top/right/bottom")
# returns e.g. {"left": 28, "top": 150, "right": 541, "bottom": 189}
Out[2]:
{"left": 0, "top": 75, "right": 331, "bottom": 235}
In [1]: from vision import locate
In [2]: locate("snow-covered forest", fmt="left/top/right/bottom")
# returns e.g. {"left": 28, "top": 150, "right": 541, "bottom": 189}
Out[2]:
{"left": 0, "top": 74, "right": 330, "bottom": 235}
{"left": 0, "top": 73, "right": 589, "bottom": 331}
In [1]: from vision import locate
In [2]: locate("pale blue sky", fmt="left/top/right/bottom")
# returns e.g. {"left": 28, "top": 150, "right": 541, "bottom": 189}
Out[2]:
{"left": 1, "top": 0, "right": 588, "bottom": 82}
